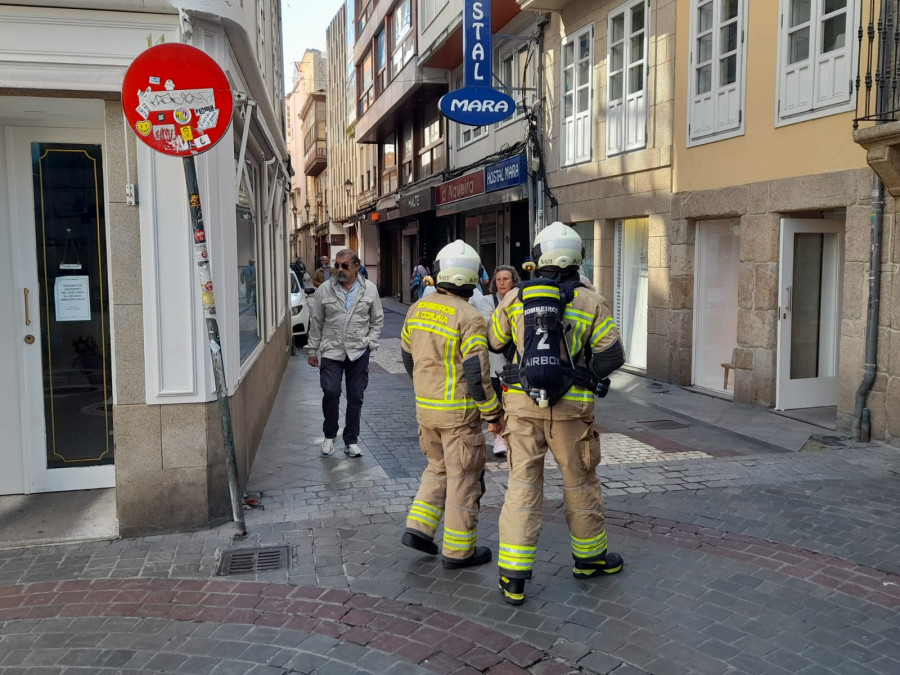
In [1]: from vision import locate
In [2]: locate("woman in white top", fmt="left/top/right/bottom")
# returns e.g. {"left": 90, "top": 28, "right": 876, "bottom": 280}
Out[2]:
{"left": 472, "top": 265, "right": 520, "bottom": 456}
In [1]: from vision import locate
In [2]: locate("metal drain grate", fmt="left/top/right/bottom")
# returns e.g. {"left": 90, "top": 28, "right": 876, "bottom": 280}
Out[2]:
{"left": 216, "top": 545, "right": 290, "bottom": 576}
{"left": 637, "top": 419, "right": 689, "bottom": 430}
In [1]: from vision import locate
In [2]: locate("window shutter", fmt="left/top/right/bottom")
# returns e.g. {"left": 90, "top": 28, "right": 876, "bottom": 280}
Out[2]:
{"left": 813, "top": 43, "right": 851, "bottom": 108}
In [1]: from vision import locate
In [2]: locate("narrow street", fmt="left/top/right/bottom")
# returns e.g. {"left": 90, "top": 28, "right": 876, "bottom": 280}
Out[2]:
{"left": 1, "top": 298, "right": 899, "bottom": 674}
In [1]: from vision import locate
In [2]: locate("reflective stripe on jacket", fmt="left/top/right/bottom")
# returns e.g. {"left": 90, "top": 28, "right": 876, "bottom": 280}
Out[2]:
{"left": 488, "top": 284, "right": 621, "bottom": 420}
{"left": 401, "top": 291, "right": 501, "bottom": 429}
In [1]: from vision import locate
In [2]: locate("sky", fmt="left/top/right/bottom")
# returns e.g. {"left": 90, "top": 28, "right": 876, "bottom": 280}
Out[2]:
{"left": 281, "top": 0, "right": 346, "bottom": 87}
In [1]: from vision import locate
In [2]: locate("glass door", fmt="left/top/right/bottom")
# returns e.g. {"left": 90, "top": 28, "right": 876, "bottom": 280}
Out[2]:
{"left": 9, "top": 128, "right": 114, "bottom": 493}
{"left": 776, "top": 218, "right": 843, "bottom": 410}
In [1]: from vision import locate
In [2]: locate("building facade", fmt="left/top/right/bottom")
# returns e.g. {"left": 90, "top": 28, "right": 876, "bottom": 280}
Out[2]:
{"left": 0, "top": 0, "right": 292, "bottom": 537}
{"left": 519, "top": 0, "right": 898, "bottom": 442}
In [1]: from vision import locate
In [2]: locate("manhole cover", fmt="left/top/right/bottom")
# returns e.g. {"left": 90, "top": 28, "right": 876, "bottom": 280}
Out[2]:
{"left": 637, "top": 419, "right": 689, "bottom": 430}
{"left": 216, "top": 545, "right": 290, "bottom": 576}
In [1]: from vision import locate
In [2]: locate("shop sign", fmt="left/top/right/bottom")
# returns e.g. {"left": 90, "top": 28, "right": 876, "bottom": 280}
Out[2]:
{"left": 485, "top": 154, "right": 527, "bottom": 193}
{"left": 399, "top": 186, "right": 434, "bottom": 217}
{"left": 438, "top": 0, "right": 514, "bottom": 126}
{"left": 435, "top": 170, "right": 485, "bottom": 206}
{"left": 330, "top": 234, "right": 346, "bottom": 246}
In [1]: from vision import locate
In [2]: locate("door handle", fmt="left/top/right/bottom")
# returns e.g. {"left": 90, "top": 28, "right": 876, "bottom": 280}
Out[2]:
{"left": 24, "top": 288, "right": 31, "bottom": 326}
{"left": 785, "top": 286, "right": 792, "bottom": 313}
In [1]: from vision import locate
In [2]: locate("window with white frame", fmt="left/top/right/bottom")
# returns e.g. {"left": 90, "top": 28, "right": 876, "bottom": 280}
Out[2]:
{"left": 420, "top": 0, "right": 447, "bottom": 31}
{"left": 497, "top": 42, "right": 536, "bottom": 124}
{"left": 689, "top": 0, "right": 745, "bottom": 145}
{"left": 777, "top": 0, "right": 855, "bottom": 124}
{"left": 561, "top": 24, "right": 593, "bottom": 166}
{"left": 607, "top": 0, "right": 648, "bottom": 156}
{"left": 455, "top": 75, "right": 487, "bottom": 146}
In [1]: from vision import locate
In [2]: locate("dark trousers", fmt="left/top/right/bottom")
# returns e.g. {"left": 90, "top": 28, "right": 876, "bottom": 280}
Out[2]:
{"left": 319, "top": 348, "right": 370, "bottom": 444}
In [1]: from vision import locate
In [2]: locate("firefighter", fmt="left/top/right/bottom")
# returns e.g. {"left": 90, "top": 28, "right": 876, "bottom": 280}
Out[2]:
{"left": 489, "top": 222, "right": 626, "bottom": 605}
{"left": 400, "top": 240, "right": 504, "bottom": 568}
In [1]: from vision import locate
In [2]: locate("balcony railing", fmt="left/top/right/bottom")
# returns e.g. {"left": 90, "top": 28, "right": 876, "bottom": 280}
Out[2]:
{"left": 854, "top": 0, "right": 900, "bottom": 127}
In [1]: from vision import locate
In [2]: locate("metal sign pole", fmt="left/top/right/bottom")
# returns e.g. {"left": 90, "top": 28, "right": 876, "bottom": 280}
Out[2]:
{"left": 183, "top": 155, "right": 247, "bottom": 539}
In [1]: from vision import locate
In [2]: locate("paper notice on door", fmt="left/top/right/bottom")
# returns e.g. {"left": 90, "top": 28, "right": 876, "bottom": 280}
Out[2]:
{"left": 54, "top": 276, "right": 91, "bottom": 321}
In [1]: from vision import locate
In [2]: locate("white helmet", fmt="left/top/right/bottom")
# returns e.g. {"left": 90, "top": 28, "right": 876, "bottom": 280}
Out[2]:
{"left": 532, "top": 221, "right": 583, "bottom": 270}
{"left": 433, "top": 239, "right": 481, "bottom": 290}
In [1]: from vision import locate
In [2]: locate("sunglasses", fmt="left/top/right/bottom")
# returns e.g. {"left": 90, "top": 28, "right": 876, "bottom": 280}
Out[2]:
{"left": 334, "top": 262, "right": 354, "bottom": 270}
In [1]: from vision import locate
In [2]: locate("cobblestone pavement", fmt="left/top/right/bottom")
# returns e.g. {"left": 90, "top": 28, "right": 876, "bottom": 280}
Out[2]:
{"left": 1, "top": 299, "right": 899, "bottom": 674}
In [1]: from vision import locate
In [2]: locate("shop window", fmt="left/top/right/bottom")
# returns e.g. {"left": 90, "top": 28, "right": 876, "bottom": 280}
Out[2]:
{"left": 613, "top": 218, "right": 649, "bottom": 370}
{"left": 572, "top": 221, "right": 595, "bottom": 284}
{"left": 236, "top": 159, "right": 262, "bottom": 363}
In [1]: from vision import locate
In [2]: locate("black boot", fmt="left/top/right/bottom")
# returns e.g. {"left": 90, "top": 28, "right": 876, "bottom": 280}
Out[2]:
{"left": 499, "top": 576, "right": 526, "bottom": 605}
{"left": 573, "top": 551, "right": 624, "bottom": 578}
{"left": 402, "top": 530, "right": 438, "bottom": 555}
{"left": 441, "top": 546, "right": 492, "bottom": 569}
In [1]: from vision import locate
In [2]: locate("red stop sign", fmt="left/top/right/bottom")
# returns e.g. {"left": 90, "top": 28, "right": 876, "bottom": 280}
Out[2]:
{"left": 122, "top": 43, "right": 234, "bottom": 157}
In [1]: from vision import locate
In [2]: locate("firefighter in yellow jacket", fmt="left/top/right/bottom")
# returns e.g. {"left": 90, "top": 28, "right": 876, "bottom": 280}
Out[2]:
{"left": 400, "top": 240, "right": 504, "bottom": 569}
{"left": 489, "top": 222, "right": 626, "bottom": 605}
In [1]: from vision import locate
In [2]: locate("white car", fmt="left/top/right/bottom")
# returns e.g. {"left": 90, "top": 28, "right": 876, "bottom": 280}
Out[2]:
{"left": 289, "top": 270, "right": 310, "bottom": 348}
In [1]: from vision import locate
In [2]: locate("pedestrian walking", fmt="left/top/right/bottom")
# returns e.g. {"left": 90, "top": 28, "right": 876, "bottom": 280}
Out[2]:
{"left": 472, "top": 265, "right": 520, "bottom": 457}
{"left": 306, "top": 249, "right": 384, "bottom": 458}
{"left": 410, "top": 257, "right": 429, "bottom": 300}
{"left": 488, "top": 222, "right": 626, "bottom": 605}
{"left": 312, "top": 255, "right": 332, "bottom": 287}
{"left": 400, "top": 240, "right": 503, "bottom": 569}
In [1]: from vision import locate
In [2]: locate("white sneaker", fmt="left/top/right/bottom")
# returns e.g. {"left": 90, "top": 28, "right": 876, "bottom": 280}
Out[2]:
{"left": 492, "top": 434, "right": 508, "bottom": 456}
{"left": 344, "top": 443, "right": 363, "bottom": 458}
{"left": 321, "top": 438, "right": 335, "bottom": 456}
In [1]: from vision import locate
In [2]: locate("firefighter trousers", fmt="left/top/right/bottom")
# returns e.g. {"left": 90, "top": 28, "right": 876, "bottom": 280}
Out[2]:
{"left": 405, "top": 420, "right": 487, "bottom": 560}
{"left": 497, "top": 413, "right": 608, "bottom": 578}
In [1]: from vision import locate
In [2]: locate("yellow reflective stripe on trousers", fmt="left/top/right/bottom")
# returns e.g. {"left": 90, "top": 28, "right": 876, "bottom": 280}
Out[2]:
{"left": 409, "top": 501, "right": 443, "bottom": 529}
{"left": 442, "top": 526, "right": 476, "bottom": 551}
{"left": 590, "top": 317, "right": 615, "bottom": 347}
{"left": 498, "top": 543, "right": 537, "bottom": 571}
{"left": 571, "top": 531, "right": 608, "bottom": 558}
{"left": 461, "top": 334, "right": 487, "bottom": 355}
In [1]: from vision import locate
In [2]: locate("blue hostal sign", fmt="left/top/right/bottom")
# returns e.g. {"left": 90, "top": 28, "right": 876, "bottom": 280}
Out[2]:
{"left": 485, "top": 154, "right": 527, "bottom": 192}
{"left": 439, "top": 0, "right": 515, "bottom": 126}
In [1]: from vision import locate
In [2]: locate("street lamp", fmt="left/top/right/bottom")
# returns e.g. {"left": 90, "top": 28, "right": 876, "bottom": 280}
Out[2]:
{"left": 344, "top": 178, "right": 353, "bottom": 195}
{"left": 304, "top": 200, "right": 311, "bottom": 224}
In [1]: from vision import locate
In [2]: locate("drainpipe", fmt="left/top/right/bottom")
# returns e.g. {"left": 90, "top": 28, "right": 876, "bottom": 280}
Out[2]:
{"left": 853, "top": 1, "right": 893, "bottom": 442}
{"left": 853, "top": 175, "right": 884, "bottom": 442}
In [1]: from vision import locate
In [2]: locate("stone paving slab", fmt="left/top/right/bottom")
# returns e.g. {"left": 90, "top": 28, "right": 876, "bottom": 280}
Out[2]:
{"left": 1, "top": 299, "right": 899, "bottom": 674}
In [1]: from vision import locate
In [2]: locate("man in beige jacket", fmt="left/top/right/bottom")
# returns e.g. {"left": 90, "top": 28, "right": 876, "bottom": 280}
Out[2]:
{"left": 306, "top": 249, "right": 384, "bottom": 458}
{"left": 400, "top": 240, "right": 503, "bottom": 569}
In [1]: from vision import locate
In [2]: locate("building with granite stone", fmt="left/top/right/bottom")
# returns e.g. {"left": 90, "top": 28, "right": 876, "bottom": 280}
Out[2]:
{"left": 0, "top": 0, "right": 291, "bottom": 537}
